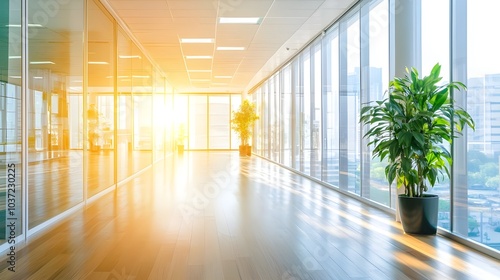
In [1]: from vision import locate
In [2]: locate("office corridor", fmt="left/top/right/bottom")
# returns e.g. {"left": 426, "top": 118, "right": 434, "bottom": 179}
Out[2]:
{"left": 0, "top": 152, "right": 499, "bottom": 279}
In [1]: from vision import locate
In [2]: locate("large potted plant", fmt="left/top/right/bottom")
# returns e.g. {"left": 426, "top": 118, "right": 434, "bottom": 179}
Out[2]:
{"left": 231, "top": 99, "right": 259, "bottom": 156}
{"left": 360, "top": 63, "right": 475, "bottom": 234}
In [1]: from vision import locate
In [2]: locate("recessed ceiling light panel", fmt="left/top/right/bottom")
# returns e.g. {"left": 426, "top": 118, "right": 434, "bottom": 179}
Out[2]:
{"left": 6, "top": 23, "right": 43, "bottom": 27}
{"left": 30, "top": 61, "right": 55, "bottom": 65}
{"left": 88, "top": 61, "right": 109, "bottom": 65}
{"left": 119, "top": 55, "right": 142, "bottom": 59}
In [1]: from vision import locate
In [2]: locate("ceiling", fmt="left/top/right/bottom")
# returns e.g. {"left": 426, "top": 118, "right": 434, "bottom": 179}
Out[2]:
{"left": 102, "top": 0, "right": 358, "bottom": 94}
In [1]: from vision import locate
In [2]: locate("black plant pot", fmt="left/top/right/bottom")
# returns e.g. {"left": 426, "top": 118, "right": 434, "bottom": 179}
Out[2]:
{"left": 398, "top": 194, "right": 439, "bottom": 235}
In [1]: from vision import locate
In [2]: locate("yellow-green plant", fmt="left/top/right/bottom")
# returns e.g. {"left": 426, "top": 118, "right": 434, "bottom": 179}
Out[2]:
{"left": 176, "top": 123, "right": 187, "bottom": 145}
{"left": 231, "top": 99, "right": 259, "bottom": 146}
{"left": 360, "top": 63, "right": 475, "bottom": 197}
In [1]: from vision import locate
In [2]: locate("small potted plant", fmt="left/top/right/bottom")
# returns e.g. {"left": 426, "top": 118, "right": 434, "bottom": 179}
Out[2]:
{"left": 360, "top": 63, "right": 475, "bottom": 234}
{"left": 231, "top": 99, "right": 259, "bottom": 156}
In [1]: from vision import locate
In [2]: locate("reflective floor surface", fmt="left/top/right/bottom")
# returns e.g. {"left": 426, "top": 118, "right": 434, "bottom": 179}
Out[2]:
{"left": 0, "top": 152, "right": 499, "bottom": 279}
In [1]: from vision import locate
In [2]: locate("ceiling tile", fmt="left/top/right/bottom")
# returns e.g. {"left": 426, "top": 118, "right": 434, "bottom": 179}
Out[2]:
{"left": 116, "top": 9, "right": 169, "bottom": 18}
{"left": 112, "top": 1, "right": 168, "bottom": 10}
{"left": 188, "top": 72, "right": 212, "bottom": 80}
{"left": 170, "top": 9, "right": 217, "bottom": 18}
{"left": 181, "top": 44, "right": 215, "bottom": 56}
{"left": 185, "top": 59, "right": 212, "bottom": 70}
{"left": 167, "top": 0, "right": 217, "bottom": 10}
{"left": 214, "top": 0, "right": 273, "bottom": 17}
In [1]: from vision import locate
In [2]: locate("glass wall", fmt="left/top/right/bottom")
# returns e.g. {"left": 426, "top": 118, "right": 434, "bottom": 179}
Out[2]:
{"left": 133, "top": 89, "right": 153, "bottom": 164}
{"left": 87, "top": 0, "right": 115, "bottom": 197}
{"left": 300, "top": 48, "right": 311, "bottom": 175}
{"left": 230, "top": 94, "right": 241, "bottom": 150}
{"left": 463, "top": 0, "right": 500, "bottom": 251}
{"left": 209, "top": 96, "right": 230, "bottom": 150}
{"left": 292, "top": 59, "right": 301, "bottom": 170}
{"left": 0, "top": 0, "right": 174, "bottom": 250}
{"left": 165, "top": 84, "right": 174, "bottom": 152}
{"left": 117, "top": 28, "right": 134, "bottom": 181}
{"left": 281, "top": 65, "right": 292, "bottom": 167}
{"left": 420, "top": 0, "right": 452, "bottom": 230}
{"left": 174, "top": 94, "right": 188, "bottom": 151}
{"left": 311, "top": 42, "right": 322, "bottom": 180}
{"left": 153, "top": 71, "right": 165, "bottom": 162}
{"left": 0, "top": 0, "right": 22, "bottom": 242}
{"left": 252, "top": 0, "right": 500, "bottom": 257}
{"left": 323, "top": 28, "right": 340, "bottom": 188}
{"left": 174, "top": 94, "right": 241, "bottom": 151}
{"left": 27, "top": 0, "right": 84, "bottom": 229}
{"left": 131, "top": 44, "right": 153, "bottom": 173}
{"left": 189, "top": 95, "right": 208, "bottom": 150}
{"left": 261, "top": 83, "right": 269, "bottom": 158}
{"left": 362, "top": 0, "right": 390, "bottom": 206}
{"left": 343, "top": 10, "right": 361, "bottom": 195}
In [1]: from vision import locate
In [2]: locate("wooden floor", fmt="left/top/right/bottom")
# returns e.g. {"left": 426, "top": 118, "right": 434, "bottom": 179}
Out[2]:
{"left": 1, "top": 152, "right": 499, "bottom": 279}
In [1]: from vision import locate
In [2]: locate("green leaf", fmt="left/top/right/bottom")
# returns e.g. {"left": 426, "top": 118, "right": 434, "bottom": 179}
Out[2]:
{"left": 431, "top": 87, "right": 449, "bottom": 111}
{"left": 412, "top": 132, "right": 425, "bottom": 148}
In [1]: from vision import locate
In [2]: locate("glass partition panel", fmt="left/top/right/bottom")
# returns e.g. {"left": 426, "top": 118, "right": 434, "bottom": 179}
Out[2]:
{"left": 0, "top": 0, "right": 22, "bottom": 242}
{"left": 364, "top": 0, "right": 390, "bottom": 205}
{"left": 339, "top": 11, "right": 361, "bottom": 195}
{"left": 262, "top": 84, "right": 269, "bottom": 158}
{"left": 253, "top": 91, "right": 262, "bottom": 154}
{"left": 292, "top": 59, "right": 301, "bottom": 170}
{"left": 165, "top": 84, "right": 174, "bottom": 153}
{"left": 311, "top": 42, "right": 322, "bottom": 179}
{"left": 174, "top": 95, "right": 188, "bottom": 152}
{"left": 27, "top": 0, "right": 84, "bottom": 228}
{"left": 281, "top": 66, "right": 292, "bottom": 166}
{"left": 323, "top": 28, "right": 340, "bottom": 187}
{"left": 231, "top": 94, "right": 241, "bottom": 150}
{"left": 131, "top": 45, "right": 152, "bottom": 173}
{"left": 464, "top": 0, "right": 500, "bottom": 249}
{"left": 117, "top": 28, "right": 133, "bottom": 181}
{"left": 87, "top": 0, "right": 115, "bottom": 196}
{"left": 209, "top": 96, "right": 230, "bottom": 149}
{"left": 301, "top": 49, "right": 312, "bottom": 175}
{"left": 0, "top": 85, "right": 22, "bottom": 240}
{"left": 133, "top": 93, "right": 152, "bottom": 167}
{"left": 418, "top": 0, "right": 452, "bottom": 231}
{"left": 153, "top": 71, "right": 165, "bottom": 160}
{"left": 421, "top": 0, "right": 452, "bottom": 232}
{"left": 271, "top": 74, "right": 280, "bottom": 162}
{"left": 189, "top": 95, "right": 207, "bottom": 150}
